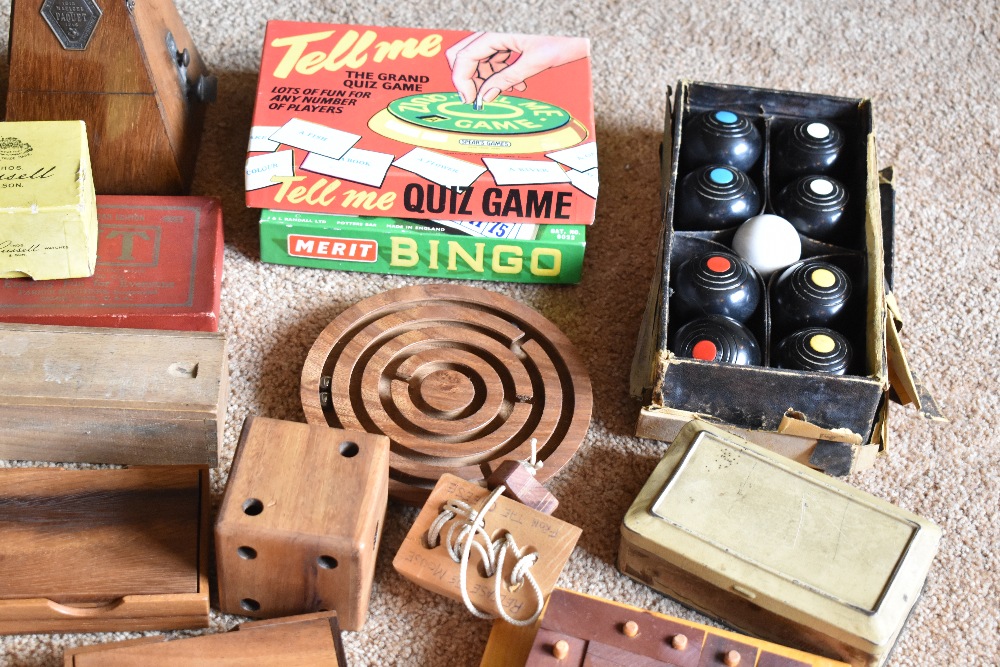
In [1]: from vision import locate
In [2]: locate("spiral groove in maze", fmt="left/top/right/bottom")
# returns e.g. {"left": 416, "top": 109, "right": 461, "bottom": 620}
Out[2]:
{"left": 301, "top": 286, "right": 592, "bottom": 503}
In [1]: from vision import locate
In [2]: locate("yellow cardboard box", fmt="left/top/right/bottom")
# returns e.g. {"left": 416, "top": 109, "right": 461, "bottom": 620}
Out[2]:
{"left": 0, "top": 121, "right": 97, "bottom": 280}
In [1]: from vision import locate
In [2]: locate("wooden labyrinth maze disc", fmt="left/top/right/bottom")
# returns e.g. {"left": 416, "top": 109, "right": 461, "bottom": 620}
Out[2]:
{"left": 301, "top": 285, "right": 592, "bottom": 503}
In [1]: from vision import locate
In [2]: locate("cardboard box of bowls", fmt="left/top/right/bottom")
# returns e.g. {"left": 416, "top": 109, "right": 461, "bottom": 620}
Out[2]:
{"left": 630, "top": 81, "right": 940, "bottom": 475}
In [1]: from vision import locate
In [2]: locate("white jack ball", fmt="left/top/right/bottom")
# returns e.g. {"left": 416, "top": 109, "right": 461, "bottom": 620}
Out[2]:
{"left": 732, "top": 214, "right": 802, "bottom": 279}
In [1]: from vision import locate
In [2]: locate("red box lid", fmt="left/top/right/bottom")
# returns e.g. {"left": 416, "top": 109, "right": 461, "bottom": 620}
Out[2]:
{"left": 0, "top": 196, "right": 224, "bottom": 331}
{"left": 245, "top": 21, "right": 597, "bottom": 225}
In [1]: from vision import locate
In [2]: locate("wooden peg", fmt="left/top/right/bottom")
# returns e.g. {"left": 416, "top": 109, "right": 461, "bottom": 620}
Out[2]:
{"left": 552, "top": 639, "right": 569, "bottom": 660}
{"left": 671, "top": 633, "right": 688, "bottom": 651}
{"left": 485, "top": 460, "right": 559, "bottom": 515}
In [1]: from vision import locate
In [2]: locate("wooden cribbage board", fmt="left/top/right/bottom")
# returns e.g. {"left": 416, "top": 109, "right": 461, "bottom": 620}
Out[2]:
{"left": 0, "top": 466, "right": 209, "bottom": 634}
{"left": 393, "top": 474, "right": 580, "bottom": 622}
{"left": 63, "top": 611, "right": 347, "bottom": 666}
{"left": 480, "top": 588, "right": 851, "bottom": 667}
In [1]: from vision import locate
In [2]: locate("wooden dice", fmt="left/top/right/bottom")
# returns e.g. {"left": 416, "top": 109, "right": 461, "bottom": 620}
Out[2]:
{"left": 215, "top": 417, "right": 389, "bottom": 631}
{"left": 6, "top": 0, "right": 216, "bottom": 194}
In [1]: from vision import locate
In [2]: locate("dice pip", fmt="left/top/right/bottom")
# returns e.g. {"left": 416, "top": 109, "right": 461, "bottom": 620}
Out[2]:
{"left": 215, "top": 416, "right": 389, "bottom": 630}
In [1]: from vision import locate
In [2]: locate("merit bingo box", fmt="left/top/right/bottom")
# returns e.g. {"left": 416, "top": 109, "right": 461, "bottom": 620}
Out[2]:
{"left": 245, "top": 22, "right": 597, "bottom": 225}
{"left": 259, "top": 210, "right": 585, "bottom": 284}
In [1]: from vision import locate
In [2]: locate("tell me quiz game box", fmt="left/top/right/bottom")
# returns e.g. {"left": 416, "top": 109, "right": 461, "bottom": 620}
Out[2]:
{"left": 245, "top": 22, "right": 597, "bottom": 225}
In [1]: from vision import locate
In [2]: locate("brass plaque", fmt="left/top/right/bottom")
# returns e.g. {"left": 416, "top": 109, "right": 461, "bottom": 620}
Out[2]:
{"left": 40, "top": 0, "right": 102, "bottom": 51}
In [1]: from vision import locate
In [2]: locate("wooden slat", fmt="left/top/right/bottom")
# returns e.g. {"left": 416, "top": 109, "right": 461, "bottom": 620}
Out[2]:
{"left": 64, "top": 612, "right": 345, "bottom": 666}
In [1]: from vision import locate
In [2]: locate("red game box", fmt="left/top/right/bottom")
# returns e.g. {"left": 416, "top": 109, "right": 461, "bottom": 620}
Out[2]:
{"left": 0, "top": 196, "right": 224, "bottom": 331}
{"left": 245, "top": 22, "right": 597, "bottom": 225}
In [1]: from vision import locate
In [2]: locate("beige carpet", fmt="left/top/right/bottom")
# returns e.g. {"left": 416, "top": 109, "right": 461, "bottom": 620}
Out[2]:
{"left": 1, "top": 1, "right": 998, "bottom": 665}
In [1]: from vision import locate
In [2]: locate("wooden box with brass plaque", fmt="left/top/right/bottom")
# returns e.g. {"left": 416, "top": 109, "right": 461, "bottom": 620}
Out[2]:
{"left": 0, "top": 466, "right": 209, "bottom": 634}
{"left": 6, "top": 0, "right": 217, "bottom": 194}
{"left": 215, "top": 416, "right": 389, "bottom": 631}
{"left": 393, "top": 474, "right": 581, "bottom": 627}
{"left": 618, "top": 420, "right": 942, "bottom": 667}
{"left": 480, "top": 588, "right": 851, "bottom": 667}
{"left": 63, "top": 611, "right": 348, "bottom": 666}
{"left": 0, "top": 324, "right": 228, "bottom": 466}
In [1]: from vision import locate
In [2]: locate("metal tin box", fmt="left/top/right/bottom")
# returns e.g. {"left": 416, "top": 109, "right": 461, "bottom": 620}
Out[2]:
{"left": 619, "top": 420, "right": 941, "bottom": 667}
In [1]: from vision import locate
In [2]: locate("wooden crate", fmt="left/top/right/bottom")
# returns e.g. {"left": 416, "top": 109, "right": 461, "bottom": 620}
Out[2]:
{"left": 0, "top": 466, "right": 209, "bottom": 634}
{"left": 0, "top": 324, "right": 228, "bottom": 466}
